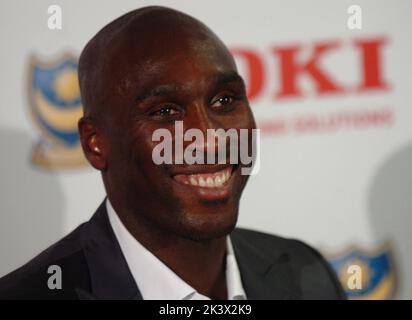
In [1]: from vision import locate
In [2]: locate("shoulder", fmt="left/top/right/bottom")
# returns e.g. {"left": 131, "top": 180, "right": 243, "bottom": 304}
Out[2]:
{"left": 232, "top": 227, "right": 328, "bottom": 263}
{"left": 231, "top": 228, "right": 346, "bottom": 299}
{"left": 0, "top": 224, "right": 90, "bottom": 299}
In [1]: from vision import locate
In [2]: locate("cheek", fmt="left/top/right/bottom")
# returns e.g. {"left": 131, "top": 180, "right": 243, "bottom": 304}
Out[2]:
{"left": 243, "top": 105, "right": 257, "bottom": 129}
{"left": 226, "top": 104, "right": 256, "bottom": 130}
{"left": 126, "top": 130, "right": 174, "bottom": 200}
{"left": 128, "top": 125, "right": 172, "bottom": 184}
{"left": 129, "top": 129, "right": 158, "bottom": 166}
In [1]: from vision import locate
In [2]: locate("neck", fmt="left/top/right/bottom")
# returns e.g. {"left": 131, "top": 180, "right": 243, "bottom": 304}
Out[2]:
{"left": 117, "top": 207, "right": 229, "bottom": 299}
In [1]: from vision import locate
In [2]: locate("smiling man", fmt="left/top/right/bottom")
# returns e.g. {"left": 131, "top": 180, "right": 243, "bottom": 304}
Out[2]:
{"left": 0, "top": 6, "right": 345, "bottom": 300}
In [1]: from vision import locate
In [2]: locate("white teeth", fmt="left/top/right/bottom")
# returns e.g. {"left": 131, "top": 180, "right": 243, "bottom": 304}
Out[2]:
{"left": 199, "top": 177, "right": 206, "bottom": 187}
{"left": 206, "top": 177, "right": 214, "bottom": 187}
{"left": 182, "top": 168, "right": 232, "bottom": 188}
{"left": 172, "top": 168, "right": 234, "bottom": 187}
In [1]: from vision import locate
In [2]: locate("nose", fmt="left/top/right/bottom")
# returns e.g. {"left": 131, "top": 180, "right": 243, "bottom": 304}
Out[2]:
{"left": 182, "top": 101, "right": 223, "bottom": 158}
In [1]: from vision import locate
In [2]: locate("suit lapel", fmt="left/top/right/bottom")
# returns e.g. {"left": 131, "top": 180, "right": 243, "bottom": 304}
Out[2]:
{"left": 77, "top": 200, "right": 142, "bottom": 300}
{"left": 230, "top": 230, "right": 301, "bottom": 300}
{"left": 75, "top": 202, "right": 300, "bottom": 300}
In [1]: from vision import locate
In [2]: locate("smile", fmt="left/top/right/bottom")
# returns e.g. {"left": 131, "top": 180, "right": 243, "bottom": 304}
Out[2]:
{"left": 173, "top": 167, "right": 233, "bottom": 188}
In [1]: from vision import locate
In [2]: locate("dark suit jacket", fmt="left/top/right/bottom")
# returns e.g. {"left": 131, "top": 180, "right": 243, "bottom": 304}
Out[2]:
{"left": 0, "top": 201, "right": 346, "bottom": 300}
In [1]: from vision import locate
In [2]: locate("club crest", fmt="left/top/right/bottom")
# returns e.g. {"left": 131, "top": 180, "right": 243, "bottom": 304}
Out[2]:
{"left": 326, "top": 242, "right": 398, "bottom": 300}
{"left": 28, "top": 53, "right": 87, "bottom": 169}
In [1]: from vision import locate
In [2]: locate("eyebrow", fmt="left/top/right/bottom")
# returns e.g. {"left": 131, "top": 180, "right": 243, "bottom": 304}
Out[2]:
{"left": 134, "top": 71, "right": 244, "bottom": 104}
{"left": 135, "top": 84, "right": 178, "bottom": 103}
{"left": 213, "top": 71, "right": 245, "bottom": 87}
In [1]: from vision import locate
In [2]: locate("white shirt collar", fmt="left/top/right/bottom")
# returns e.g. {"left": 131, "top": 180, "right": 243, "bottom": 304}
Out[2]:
{"left": 106, "top": 199, "right": 246, "bottom": 300}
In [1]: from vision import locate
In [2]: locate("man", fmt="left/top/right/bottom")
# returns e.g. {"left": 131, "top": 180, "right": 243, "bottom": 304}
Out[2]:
{"left": 0, "top": 6, "right": 345, "bottom": 300}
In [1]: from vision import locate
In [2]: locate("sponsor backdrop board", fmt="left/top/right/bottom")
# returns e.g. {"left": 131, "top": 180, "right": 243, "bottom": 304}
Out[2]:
{"left": 0, "top": 0, "right": 411, "bottom": 299}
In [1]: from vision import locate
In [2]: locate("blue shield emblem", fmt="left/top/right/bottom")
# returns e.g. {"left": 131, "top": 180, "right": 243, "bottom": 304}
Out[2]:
{"left": 327, "top": 242, "right": 398, "bottom": 300}
{"left": 28, "top": 53, "right": 87, "bottom": 169}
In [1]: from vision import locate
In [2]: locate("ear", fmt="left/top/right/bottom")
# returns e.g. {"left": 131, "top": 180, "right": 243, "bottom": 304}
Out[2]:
{"left": 78, "top": 116, "right": 107, "bottom": 171}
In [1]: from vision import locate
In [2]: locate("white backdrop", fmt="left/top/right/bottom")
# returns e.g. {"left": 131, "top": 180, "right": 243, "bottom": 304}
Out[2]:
{"left": 0, "top": 0, "right": 411, "bottom": 299}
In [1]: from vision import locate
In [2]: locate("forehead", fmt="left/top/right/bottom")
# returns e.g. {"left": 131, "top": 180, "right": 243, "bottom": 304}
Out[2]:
{"left": 113, "top": 35, "right": 237, "bottom": 100}
{"left": 81, "top": 8, "right": 239, "bottom": 113}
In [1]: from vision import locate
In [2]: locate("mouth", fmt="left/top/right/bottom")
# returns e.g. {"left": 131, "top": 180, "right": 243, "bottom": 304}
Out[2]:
{"left": 173, "top": 166, "right": 233, "bottom": 188}
{"left": 171, "top": 165, "right": 237, "bottom": 202}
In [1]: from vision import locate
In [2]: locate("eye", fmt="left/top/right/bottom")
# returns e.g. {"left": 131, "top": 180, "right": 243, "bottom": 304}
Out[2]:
{"left": 211, "top": 95, "right": 237, "bottom": 108}
{"left": 150, "top": 105, "right": 182, "bottom": 118}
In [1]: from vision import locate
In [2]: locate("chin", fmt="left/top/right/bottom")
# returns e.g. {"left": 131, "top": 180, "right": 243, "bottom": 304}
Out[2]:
{"left": 174, "top": 208, "right": 239, "bottom": 242}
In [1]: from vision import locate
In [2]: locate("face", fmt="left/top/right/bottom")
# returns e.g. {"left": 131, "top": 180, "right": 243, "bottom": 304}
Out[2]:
{"left": 82, "top": 25, "right": 256, "bottom": 241}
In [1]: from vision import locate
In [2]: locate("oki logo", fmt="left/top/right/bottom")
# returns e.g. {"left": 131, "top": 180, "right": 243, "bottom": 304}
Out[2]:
{"left": 231, "top": 37, "right": 389, "bottom": 102}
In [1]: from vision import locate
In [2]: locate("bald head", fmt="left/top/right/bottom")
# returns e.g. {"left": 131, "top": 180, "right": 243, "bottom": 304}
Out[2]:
{"left": 77, "top": 6, "right": 254, "bottom": 243}
{"left": 78, "top": 6, "right": 236, "bottom": 117}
